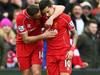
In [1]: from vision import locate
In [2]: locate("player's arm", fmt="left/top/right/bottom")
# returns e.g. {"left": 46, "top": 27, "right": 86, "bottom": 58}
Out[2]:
{"left": 70, "top": 28, "right": 78, "bottom": 49}
{"left": 66, "top": 15, "right": 78, "bottom": 50}
{"left": 45, "top": 5, "right": 65, "bottom": 25}
{"left": 50, "top": 5, "right": 65, "bottom": 20}
{"left": 16, "top": 15, "right": 57, "bottom": 44}
{"left": 66, "top": 28, "right": 78, "bottom": 60}
{"left": 21, "top": 30, "right": 57, "bottom": 44}
{"left": 65, "top": 15, "right": 78, "bottom": 60}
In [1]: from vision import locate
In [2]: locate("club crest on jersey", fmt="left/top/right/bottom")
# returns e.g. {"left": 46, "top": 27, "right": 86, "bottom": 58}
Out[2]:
{"left": 18, "top": 26, "right": 25, "bottom": 31}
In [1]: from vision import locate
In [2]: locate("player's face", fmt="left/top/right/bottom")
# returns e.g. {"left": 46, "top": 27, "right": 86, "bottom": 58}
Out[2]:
{"left": 42, "top": 6, "right": 51, "bottom": 17}
{"left": 33, "top": 11, "right": 42, "bottom": 19}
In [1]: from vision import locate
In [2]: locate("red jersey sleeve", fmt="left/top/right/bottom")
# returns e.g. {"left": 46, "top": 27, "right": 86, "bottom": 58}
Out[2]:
{"left": 64, "top": 14, "right": 75, "bottom": 31}
{"left": 16, "top": 14, "right": 27, "bottom": 34}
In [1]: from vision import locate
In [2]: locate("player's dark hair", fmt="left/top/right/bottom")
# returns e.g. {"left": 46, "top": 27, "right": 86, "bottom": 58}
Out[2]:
{"left": 39, "top": 0, "right": 52, "bottom": 11}
{"left": 26, "top": 5, "right": 39, "bottom": 16}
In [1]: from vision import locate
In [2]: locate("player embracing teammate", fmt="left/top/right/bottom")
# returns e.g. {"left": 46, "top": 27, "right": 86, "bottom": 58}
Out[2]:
{"left": 39, "top": 0, "right": 78, "bottom": 75}
{"left": 16, "top": 1, "right": 65, "bottom": 75}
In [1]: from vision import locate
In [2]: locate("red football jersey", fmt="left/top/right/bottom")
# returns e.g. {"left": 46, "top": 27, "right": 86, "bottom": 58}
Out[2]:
{"left": 16, "top": 10, "right": 43, "bottom": 50}
{"left": 46, "top": 13, "right": 75, "bottom": 55}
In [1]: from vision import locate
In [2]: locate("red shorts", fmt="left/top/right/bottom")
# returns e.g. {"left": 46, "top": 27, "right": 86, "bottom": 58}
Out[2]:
{"left": 46, "top": 55, "right": 72, "bottom": 75}
{"left": 16, "top": 44, "right": 42, "bottom": 71}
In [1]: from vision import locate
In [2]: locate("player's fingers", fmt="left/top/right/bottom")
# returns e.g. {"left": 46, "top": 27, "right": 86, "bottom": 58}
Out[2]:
{"left": 66, "top": 54, "right": 72, "bottom": 60}
{"left": 66, "top": 53, "right": 69, "bottom": 60}
{"left": 49, "top": 31, "right": 57, "bottom": 35}
{"left": 51, "top": 30, "right": 58, "bottom": 34}
{"left": 48, "top": 33, "right": 56, "bottom": 38}
{"left": 68, "top": 55, "right": 73, "bottom": 60}
{"left": 67, "top": 55, "right": 70, "bottom": 60}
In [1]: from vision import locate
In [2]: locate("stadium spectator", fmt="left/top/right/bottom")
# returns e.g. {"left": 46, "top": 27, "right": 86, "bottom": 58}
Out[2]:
{"left": 80, "top": 1, "right": 94, "bottom": 20}
{"left": 21, "top": 0, "right": 36, "bottom": 9}
{"left": 64, "top": 0, "right": 84, "bottom": 14}
{"left": 0, "top": 18, "right": 16, "bottom": 51}
{"left": 89, "top": 0, "right": 100, "bottom": 8}
{"left": 6, "top": 50, "right": 17, "bottom": 68}
{"left": 77, "top": 20, "right": 100, "bottom": 68}
{"left": 0, "top": 0, "right": 16, "bottom": 21}
{"left": 0, "top": 36, "right": 5, "bottom": 69}
{"left": 10, "top": 0, "right": 23, "bottom": 8}
{"left": 0, "top": 18, "right": 16, "bottom": 69}
{"left": 91, "top": 0, "right": 100, "bottom": 29}
{"left": 71, "top": 4, "right": 87, "bottom": 35}
{"left": 91, "top": 0, "right": 100, "bottom": 16}
{"left": 65, "top": 0, "right": 77, "bottom": 14}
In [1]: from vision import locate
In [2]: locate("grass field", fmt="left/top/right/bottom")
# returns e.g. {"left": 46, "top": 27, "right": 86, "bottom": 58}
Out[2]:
{"left": 0, "top": 68, "right": 100, "bottom": 75}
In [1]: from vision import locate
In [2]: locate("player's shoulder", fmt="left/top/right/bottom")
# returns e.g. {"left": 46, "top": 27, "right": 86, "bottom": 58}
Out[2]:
{"left": 16, "top": 10, "right": 28, "bottom": 25}
{"left": 16, "top": 13, "right": 26, "bottom": 21}
{"left": 60, "top": 13, "right": 71, "bottom": 19}
{"left": 58, "top": 13, "right": 72, "bottom": 23}
{"left": 16, "top": 10, "right": 27, "bottom": 22}
{"left": 54, "top": 13, "right": 68, "bottom": 22}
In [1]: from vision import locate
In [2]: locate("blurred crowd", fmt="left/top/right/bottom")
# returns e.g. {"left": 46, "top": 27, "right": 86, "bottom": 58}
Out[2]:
{"left": 0, "top": 0, "right": 100, "bottom": 70}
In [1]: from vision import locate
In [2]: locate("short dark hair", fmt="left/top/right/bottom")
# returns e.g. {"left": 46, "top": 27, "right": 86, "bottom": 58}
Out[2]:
{"left": 72, "top": 4, "right": 82, "bottom": 10}
{"left": 87, "top": 20, "right": 97, "bottom": 26}
{"left": 39, "top": 0, "right": 52, "bottom": 11}
{"left": 26, "top": 5, "right": 39, "bottom": 16}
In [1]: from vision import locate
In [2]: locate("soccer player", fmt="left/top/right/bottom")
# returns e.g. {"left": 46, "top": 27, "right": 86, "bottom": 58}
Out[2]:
{"left": 16, "top": 5, "right": 65, "bottom": 75}
{"left": 39, "top": 0, "right": 78, "bottom": 75}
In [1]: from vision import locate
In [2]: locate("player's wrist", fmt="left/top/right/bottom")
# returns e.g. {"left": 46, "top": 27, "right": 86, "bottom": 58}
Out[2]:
{"left": 42, "top": 33, "right": 46, "bottom": 39}
{"left": 70, "top": 46, "right": 75, "bottom": 51}
{"left": 49, "top": 16, "right": 54, "bottom": 20}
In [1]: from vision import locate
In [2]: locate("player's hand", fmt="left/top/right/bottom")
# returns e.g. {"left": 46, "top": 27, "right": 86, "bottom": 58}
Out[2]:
{"left": 43, "top": 29, "right": 58, "bottom": 38}
{"left": 45, "top": 17, "right": 53, "bottom": 26}
{"left": 66, "top": 50, "right": 74, "bottom": 60}
{"left": 39, "top": 51, "right": 43, "bottom": 61}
